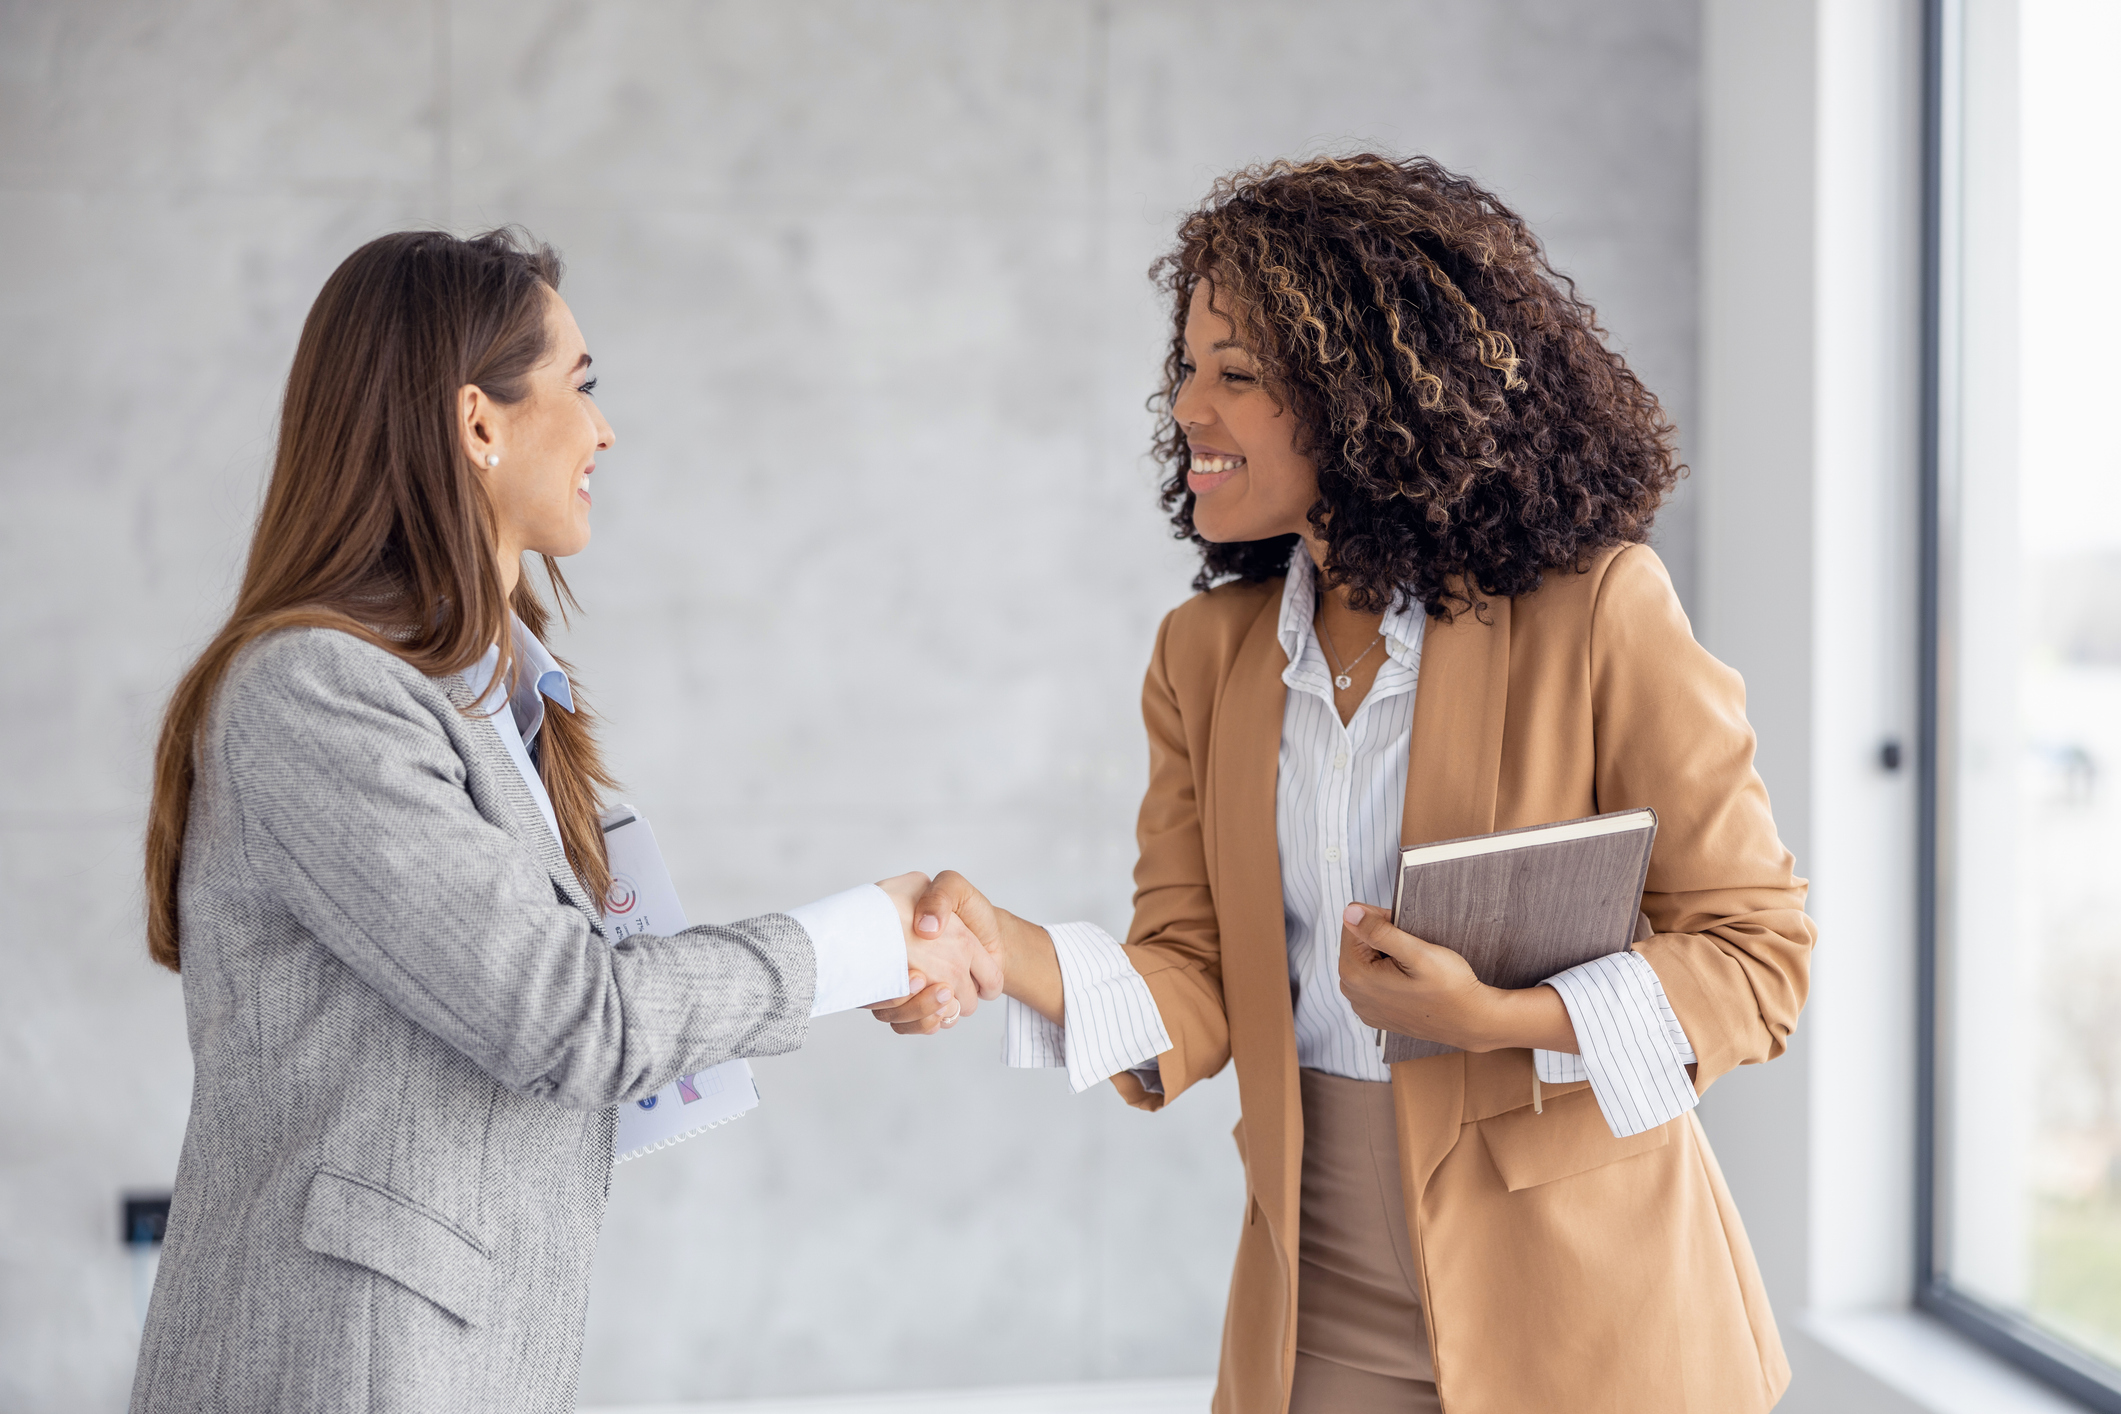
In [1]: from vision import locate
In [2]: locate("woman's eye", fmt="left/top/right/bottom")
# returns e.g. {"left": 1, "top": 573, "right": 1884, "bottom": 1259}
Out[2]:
{"left": 1222, "top": 368, "right": 1255, "bottom": 384}
{"left": 576, "top": 378, "right": 598, "bottom": 396}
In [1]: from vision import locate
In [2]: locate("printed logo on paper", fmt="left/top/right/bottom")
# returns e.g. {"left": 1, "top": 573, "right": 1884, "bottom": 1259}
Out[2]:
{"left": 636, "top": 1094, "right": 657, "bottom": 1109}
{"left": 605, "top": 874, "right": 638, "bottom": 915}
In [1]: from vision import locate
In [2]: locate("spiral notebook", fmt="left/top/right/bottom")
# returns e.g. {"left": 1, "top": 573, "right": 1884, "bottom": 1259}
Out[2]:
{"left": 1379, "top": 807, "right": 1658, "bottom": 1064}
{"left": 599, "top": 804, "right": 762, "bottom": 1161}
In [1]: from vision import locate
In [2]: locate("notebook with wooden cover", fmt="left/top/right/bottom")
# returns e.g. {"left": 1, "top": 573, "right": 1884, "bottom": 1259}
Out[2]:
{"left": 1378, "top": 807, "right": 1658, "bottom": 1064}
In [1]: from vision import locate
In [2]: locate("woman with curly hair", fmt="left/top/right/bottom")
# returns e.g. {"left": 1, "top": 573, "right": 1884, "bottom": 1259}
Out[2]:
{"left": 882, "top": 155, "right": 1811, "bottom": 1413}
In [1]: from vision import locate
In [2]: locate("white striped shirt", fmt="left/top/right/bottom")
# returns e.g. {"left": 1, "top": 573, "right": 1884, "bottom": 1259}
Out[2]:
{"left": 1003, "top": 545, "right": 1700, "bottom": 1139}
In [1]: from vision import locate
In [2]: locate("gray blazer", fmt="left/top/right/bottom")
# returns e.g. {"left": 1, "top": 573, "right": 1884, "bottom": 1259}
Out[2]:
{"left": 132, "top": 627, "right": 818, "bottom": 1414}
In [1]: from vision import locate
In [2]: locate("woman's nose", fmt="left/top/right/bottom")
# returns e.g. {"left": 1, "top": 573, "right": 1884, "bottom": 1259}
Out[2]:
{"left": 1171, "top": 374, "right": 1208, "bottom": 432}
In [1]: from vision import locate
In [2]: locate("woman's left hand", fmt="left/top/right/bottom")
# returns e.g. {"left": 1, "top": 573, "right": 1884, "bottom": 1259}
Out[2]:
{"left": 1337, "top": 903, "right": 1578, "bottom": 1054}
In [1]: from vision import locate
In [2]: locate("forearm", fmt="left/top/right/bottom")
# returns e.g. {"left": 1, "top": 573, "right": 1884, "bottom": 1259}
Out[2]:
{"left": 997, "top": 909, "right": 1065, "bottom": 1024}
{"left": 1477, "top": 983, "right": 1578, "bottom": 1054}
{"left": 1342, "top": 905, "right": 1582, "bottom": 1055}
{"left": 1387, "top": 978, "right": 1579, "bottom": 1055}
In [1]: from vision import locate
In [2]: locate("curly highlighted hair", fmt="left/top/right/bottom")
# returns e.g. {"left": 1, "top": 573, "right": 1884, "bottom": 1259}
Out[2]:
{"left": 1151, "top": 154, "right": 1681, "bottom": 619}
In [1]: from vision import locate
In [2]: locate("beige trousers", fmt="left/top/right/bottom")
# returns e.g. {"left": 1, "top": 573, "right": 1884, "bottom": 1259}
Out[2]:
{"left": 1290, "top": 1067, "right": 1443, "bottom": 1414}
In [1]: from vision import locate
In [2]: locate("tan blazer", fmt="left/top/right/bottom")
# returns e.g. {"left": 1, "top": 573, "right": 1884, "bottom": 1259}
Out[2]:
{"left": 1111, "top": 543, "right": 1811, "bottom": 1414}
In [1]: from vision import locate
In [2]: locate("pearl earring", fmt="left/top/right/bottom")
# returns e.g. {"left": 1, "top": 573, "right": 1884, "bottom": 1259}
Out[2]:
{"left": 485, "top": 453, "right": 500, "bottom": 467}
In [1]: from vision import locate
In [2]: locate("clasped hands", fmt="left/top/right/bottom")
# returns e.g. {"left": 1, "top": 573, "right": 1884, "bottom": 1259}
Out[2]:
{"left": 866, "top": 871, "right": 1022, "bottom": 1034}
{"left": 867, "top": 878, "right": 1577, "bottom": 1053}
{"left": 869, "top": 871, "right": 1006, "bottom": 1032}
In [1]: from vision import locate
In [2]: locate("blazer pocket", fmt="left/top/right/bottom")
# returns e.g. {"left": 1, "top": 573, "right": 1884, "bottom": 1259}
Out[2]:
{"left": 300, "top": 1167, "right": 493, "bottom": 1327}
{"left": 1476, "top": 1087, "right": 1670, "bottom": 1192}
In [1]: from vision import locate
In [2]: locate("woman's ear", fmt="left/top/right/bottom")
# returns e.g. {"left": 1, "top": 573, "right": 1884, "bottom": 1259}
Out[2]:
{"left": 458, "top": 383, "right": 500, "bottom": 474}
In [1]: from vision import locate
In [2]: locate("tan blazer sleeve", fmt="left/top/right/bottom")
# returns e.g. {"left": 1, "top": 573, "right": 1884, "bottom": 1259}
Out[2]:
{"left": 1590, "top": 545, "right": 1816, "bottom": 1090}
{"left": 1109, "top": 611, "right": 1232, "bottom": 1111}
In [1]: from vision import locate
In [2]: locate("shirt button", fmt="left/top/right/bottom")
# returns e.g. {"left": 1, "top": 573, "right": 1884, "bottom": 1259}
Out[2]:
{"left": 1333, "top": 752, "right": 1349, "bottom": 770}
{"left": 1324, "top": 847, "right": 1341, "bottom": 862}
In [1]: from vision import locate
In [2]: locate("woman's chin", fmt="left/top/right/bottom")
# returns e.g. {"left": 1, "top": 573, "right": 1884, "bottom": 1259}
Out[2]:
{"left": 537, "top": 528, "right": 592, "bottom": 560}
{"left": 1195, "top": 516, "right": 1273, "bottom": 546}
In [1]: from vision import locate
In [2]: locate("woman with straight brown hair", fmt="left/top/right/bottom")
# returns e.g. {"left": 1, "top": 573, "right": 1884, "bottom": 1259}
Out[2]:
{"left": 132, "top": 228, "right": 995, "bottom": 1414}
{"left": 886, "top": 156, "right": 1814, "bottom": 1413}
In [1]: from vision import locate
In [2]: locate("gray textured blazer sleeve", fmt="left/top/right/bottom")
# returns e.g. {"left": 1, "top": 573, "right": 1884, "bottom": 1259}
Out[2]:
{"left": 219, "top": 627, "right": 816, "bottom": 1108}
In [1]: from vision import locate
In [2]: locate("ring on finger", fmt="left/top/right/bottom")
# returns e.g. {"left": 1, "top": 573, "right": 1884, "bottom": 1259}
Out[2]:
{"left": 941, "top": 1000, "right": 964, "bottom": 1026}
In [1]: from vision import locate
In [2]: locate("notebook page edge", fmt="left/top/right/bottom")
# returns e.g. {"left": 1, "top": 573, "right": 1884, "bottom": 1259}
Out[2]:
{"left": 1398, "top": 808, "right": 1654, "bottom": 869}
{"left": 613, "top": 1089, "right": 760, "bottom": 1163}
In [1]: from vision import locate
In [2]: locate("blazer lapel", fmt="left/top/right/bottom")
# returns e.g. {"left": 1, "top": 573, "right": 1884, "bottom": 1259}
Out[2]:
{"left": 1208, "top": 592, "right": 1304, "bottom": 1220}
{"left": 445, "top": 675, "right": 605, "bottom": 929}
{"left": 1391, "top": 590, "right": 1513, "bottom": 1193}
{"left": 1401, "top": 590, "right": 1512, "bottom": 847}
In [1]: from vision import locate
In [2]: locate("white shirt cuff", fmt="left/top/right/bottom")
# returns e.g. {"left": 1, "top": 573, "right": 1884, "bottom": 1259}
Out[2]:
{"left": 997, "top": 921, "right": 1172, "bottom": 1094}
{"left": 1535, "top": 949, "right": 1699, "bottom": 1138}
{"left": 786, "top": 884, "right": 909, "bottom": 1017}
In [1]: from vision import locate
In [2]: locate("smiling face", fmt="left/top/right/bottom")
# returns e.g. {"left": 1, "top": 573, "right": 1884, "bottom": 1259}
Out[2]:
{"left": 462, "top": 287, "right": 615, "bottom": 573}
{"left": 1172, "top": 280, "right": 1320, "bottom": 547}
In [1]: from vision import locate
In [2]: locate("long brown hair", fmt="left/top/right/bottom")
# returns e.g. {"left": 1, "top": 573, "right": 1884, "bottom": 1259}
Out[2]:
{"left": 145, "top": 229, "right": 615, "bottom": 971}
{"left": 1150, "top": 154, "right": 1681, "bottom": 619}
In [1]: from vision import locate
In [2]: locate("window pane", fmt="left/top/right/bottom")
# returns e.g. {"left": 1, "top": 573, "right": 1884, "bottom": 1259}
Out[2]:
{"left": 1941, "top": 0, "right": 2121, "bottom": 1371}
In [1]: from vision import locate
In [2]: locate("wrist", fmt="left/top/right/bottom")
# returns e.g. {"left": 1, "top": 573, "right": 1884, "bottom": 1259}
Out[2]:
{"left": 1469, "top": 984, "right": 1577, "bottom": 1054}
{"left": 1461, "top": 984, "right": 1516, "bottom": 1052}
{"left": 995, "top": 911, "right": 1044, "bottom": 988}
{"left": 995, "top": 911, "right": 1065, "bottom": 1024}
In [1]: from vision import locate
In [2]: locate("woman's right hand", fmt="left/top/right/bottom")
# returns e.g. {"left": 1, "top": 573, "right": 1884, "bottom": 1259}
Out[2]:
{"left": 871, "top": 872, "right": 1001, "bottom": 1033}
{"left": 870, "top": 871, "right": 1066, "bottom": 1033}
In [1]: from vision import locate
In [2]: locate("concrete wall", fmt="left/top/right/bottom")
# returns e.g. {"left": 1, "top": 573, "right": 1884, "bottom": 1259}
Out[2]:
{"left": 0, "top": 2, "right": 1702, "bottom": 1408}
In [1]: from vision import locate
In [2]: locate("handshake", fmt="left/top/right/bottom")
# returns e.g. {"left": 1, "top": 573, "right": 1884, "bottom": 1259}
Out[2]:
{"left": 855, "top": 871, "right": 1565, "bottom": 1056}
{"left": 866, "top": 870, "right": 1019, "bottom": 1034}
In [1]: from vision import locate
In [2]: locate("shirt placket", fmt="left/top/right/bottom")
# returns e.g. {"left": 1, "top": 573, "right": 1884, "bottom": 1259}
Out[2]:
{"left": 1312, "top": 701, "right": 1359, "bottom": 1007}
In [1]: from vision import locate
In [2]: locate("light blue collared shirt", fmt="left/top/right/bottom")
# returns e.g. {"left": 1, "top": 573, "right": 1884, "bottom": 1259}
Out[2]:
{"left": 461, "top": 617, "right": 573, "bottom": 854}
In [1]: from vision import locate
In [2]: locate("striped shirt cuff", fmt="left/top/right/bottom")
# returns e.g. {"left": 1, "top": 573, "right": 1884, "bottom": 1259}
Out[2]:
{"left": 1535, "top": 950, "right": 1699, "bottom": 1138}
{"left": 996, "top": 921, "right": 1172, "bottom": 1094}
{"left": 1002, "top": 996, "right": 1067, "bottom": 1068}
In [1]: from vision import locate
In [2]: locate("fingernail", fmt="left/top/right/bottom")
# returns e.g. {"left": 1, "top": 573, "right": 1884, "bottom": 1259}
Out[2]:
{"left": 1343, "top": 904, "right": 1364, "bottom": 926}
{"left": 916, "top": 914, "right": 940, "bottom": 935}
{"left": 937, "top": 989, "right": 953, "bottom": 1003}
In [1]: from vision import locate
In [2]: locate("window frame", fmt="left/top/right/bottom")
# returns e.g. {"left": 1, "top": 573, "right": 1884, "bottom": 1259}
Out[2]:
{"left": 1915, "top": 1, "right": 2121, "bottom": 1405}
